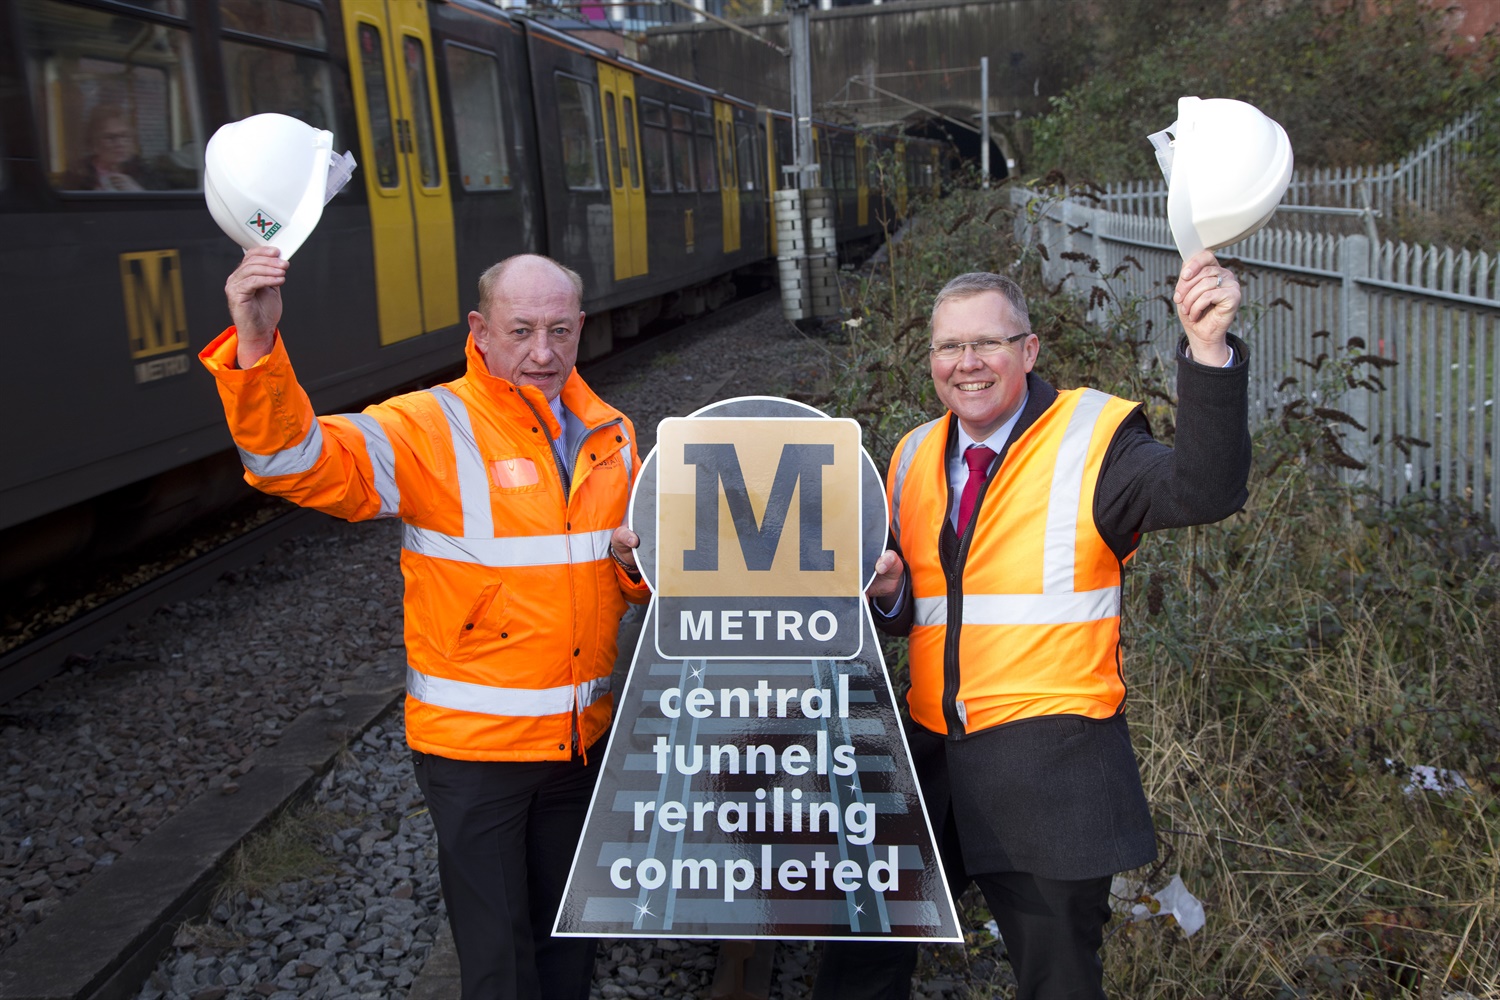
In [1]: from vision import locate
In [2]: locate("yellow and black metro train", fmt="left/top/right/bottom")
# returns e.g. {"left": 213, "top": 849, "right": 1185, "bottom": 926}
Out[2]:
{"left": 0, "top": 0, "right": 944, "bottom": 573}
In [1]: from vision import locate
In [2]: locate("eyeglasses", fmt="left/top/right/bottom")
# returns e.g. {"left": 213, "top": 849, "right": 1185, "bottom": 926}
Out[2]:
{"left": 928, "top": 333, "right": 1029, "bottom": 361}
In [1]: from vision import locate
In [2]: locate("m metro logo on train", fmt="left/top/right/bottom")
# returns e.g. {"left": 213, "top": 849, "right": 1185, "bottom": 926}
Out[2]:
{"left": 655, "top": 417, "right": 864, "bottom": 659}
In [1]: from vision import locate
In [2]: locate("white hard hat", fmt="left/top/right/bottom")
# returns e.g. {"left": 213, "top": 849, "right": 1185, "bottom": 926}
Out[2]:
{"left": 205, "top": 113, "right": 351, "bottom": 260}
{"left": 1148, "top": 97, "right": 1293, "bottom": 260}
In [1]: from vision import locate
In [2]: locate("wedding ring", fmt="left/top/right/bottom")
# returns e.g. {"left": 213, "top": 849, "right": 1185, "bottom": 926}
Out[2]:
{"left": 1215, "top": 272, "right": 1223, "bottom": 288}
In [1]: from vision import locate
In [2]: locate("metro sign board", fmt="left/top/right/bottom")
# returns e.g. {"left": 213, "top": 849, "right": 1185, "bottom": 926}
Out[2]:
{"left": 555, "top": 397, "right": 960, "bottom": 942}
{"left": 655, "top": 416, "right": 864, "bottom": 660}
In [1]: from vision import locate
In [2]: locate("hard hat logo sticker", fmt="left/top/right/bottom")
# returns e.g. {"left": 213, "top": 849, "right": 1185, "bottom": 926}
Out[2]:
{"left": 245, "top": 210, "right": 282, "bottom": 241}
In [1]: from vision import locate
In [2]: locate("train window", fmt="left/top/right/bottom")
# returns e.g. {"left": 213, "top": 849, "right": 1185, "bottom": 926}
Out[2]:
{"left": 622, "top": 96, "right": 640, "bottom": 190}
{"left": 402, "top": 36, "right": 440, "bottom": 189}
{"left": 556, "top": 75, "right": 602, "bottom": 191}
{"left": 775, "top": 123, "right": 793, "bottom": 179}
{"left": 356, "top": 24, "right": 399, "bottom": 188}
{"left": 669, "top": 107, "right": 694, "bottom": 193}
{"left": 640, "top": 100, "right": 669, "bottom": 194}
{"left": 445, "top": 44, "right": 510, "bottom": 191}
{"left": 223, "top": 43, "right": 338, "bottom": 140}
{"left": 604, "top": 95, "right": 623, "bottom": 189}
{"left": 758, "top": 123, "right": 769, "bottom": 189}
{"left": 735, "top": 122, "right": 756, "bottom": 192}
{"left": 693, "top": 112, "right": 717, "bottom": 193}
{"left": 19, "top": 0, "right": 202, "bottom": 193}
{"left": 219, "top": 0, "right": 324, "bottom": 47}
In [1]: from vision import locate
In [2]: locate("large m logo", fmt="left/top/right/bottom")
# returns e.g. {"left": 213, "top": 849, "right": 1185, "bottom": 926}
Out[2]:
{"left": 120, "top": 250, "right": 188, "bottom": 359}
{"left": 682, "top": 443, "right": 835, "bottom": 572}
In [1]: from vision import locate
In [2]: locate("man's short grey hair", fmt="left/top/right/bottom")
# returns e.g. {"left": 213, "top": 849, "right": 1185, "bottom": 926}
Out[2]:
{"left": 477, "top": 254, "right": 584, "bottom": 318}
{"left": 931, "top": 272, "right": 1031, "bottom": 333}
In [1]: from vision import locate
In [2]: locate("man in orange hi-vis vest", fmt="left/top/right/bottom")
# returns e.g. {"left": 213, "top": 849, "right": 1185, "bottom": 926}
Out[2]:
{"left": 203, "top": 247, "right": 650, "bottom": 1000}
{"left": 815, "top": 250, "right": 1251, "bottom": 1000}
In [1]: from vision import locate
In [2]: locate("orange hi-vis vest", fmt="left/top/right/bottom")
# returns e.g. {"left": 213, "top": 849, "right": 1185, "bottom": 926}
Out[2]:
{"left": 888, "top": 388, "right": 1140, "bottom": 737}
{"left": 201, "top": 329, "right": 650, "bottom": 762}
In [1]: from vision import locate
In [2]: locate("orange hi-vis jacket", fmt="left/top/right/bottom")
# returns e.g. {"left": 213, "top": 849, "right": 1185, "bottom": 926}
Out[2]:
{"left": 888, "top": 388, "right": 1140, "bottom": 737}
{"left": 201, "top": 329, "right": 650, "bottom": 762}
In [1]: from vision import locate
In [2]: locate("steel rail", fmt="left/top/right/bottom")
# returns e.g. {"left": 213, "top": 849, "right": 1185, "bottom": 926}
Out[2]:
{"left": 0, "top": 507, "right": 330, "bottom": 704}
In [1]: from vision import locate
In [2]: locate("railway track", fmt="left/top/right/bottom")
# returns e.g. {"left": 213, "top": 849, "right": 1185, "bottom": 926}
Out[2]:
{"left": 0, "top": 508, "right": 329, "bottom": 705}
{"left": 0, "top": 289, "right": 828, "bottom": 1000}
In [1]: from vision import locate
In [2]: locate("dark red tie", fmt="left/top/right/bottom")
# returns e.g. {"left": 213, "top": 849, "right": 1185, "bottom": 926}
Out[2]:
{"left": 957, "top": 445, "right": 996, "bottom": 535}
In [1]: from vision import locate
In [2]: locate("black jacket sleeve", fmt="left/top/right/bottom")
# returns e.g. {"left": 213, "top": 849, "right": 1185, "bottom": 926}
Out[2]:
{"left": 1094, "top": 333, "right": 1252, "bottom": 559}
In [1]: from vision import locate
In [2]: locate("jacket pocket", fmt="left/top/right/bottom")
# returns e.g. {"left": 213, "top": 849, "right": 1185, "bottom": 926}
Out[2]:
{"left": 446, "top": 582, "right": 510, "bottom": 659}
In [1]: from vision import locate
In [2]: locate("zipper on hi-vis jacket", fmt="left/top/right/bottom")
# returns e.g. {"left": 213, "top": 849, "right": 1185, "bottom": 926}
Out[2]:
{"left": 518, "top": 391, "right": 580, "bottom": 755}
{"left": 520, "top": 394, "right": 571, "bottom": 497}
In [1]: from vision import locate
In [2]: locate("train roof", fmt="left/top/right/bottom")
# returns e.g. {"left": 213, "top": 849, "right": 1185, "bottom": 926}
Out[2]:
{"left": 438, "top": 0, "right": 938, "bottom": 142}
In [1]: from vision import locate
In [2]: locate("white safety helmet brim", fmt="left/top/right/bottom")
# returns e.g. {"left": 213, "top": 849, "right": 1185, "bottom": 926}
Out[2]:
{"left": 204, "top": 113, "right": 336, "bottom": 260}
{"left": 1154, "top": 97, "right": 1294, "bottom": 260}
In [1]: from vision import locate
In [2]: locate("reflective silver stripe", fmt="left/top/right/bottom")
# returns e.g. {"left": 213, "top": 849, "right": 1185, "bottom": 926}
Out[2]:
{"left": 428, "top": 387, "right": 493, "bottom": 538}
{"left": 577, "top": 675, "right": 611, "bottom": 709}
{"left": 1042, "top": 390, "right": 1111, "bottom": 594}
{"left": 914, "top": 596, "right": 946, "bottom": 626}
{"left": 620, "top": 429, "right": 633, "bottom": 485}
{"left": 404, "top": 525, "right": 613, "bottom": 567}
{"left": 341, "top": 413, "right": 400, "bottom": 518}
{"left": 890, "top": 417, "right": 944, "bottom": 542}
{"left": 407, "top": 665, "right": 610, "bottom": 718}
{"left": 914, "top": 587, "right": 1120, "bottom": 627}
{"left": 238, "top": 420, "right": 324, "bottom": 477}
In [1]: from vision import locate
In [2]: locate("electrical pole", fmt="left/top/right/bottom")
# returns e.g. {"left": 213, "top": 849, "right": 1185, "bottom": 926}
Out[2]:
{"left": 980, "top": 56, "right": 990, "bottom": 190}
{"left": 788, "top": 0, "right": 815, "bottom": 189}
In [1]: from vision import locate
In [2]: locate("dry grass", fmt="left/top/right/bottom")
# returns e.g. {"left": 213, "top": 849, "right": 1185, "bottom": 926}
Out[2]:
{"left": 1107, "top": 463, "right": 1500, "bottom": 998}
{"left": 214, "top": 802, "right": 348, "bottom": 905}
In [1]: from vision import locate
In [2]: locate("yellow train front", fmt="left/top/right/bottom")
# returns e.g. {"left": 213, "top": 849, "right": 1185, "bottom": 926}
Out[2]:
{"left": 0, "top": 0, "right": 946, "bottom": 575}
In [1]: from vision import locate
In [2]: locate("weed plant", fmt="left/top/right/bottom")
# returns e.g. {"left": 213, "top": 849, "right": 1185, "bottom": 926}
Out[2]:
{"left": 820, "top": 177, "right": 1500, "bottom": 997}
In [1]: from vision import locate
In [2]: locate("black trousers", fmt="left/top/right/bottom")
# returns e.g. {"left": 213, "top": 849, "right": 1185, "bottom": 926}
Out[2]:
{"left": 813, "top": 873, "right": 1111, "bottom": 1000}
{"left": 813, "top": 724, "right": 1113, "bottom": 1000}
{"left": 412, "top": 749, "right": 600, "bottom": 1000}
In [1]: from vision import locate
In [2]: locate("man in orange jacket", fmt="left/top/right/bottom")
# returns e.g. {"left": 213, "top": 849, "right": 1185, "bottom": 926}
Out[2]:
{"left": 816, "top": 250, "right": 1250, "bottom": 1000}
{"left": 203, "top": 247, "right": 650, "bottom": 1000}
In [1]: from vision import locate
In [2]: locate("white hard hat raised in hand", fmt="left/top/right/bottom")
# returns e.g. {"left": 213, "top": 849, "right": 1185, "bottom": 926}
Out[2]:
{"left": 204, "top": 113, "right": 356, "bottom": 260}
{"left": 1148, "top": 97, "right": 1294, "bottom": 260}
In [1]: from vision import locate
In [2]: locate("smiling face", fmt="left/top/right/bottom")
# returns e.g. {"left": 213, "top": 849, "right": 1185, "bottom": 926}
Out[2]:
{"left": 468, "top": 256, "right": 584, "bottom": 401}
{"left": 930, "top": 290, "right": 1039, "bottom": 442}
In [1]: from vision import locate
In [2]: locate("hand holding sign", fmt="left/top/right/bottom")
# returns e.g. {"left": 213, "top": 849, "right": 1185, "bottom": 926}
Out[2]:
{"left": 865, "top": 550, "right": 904, "bottom": 600}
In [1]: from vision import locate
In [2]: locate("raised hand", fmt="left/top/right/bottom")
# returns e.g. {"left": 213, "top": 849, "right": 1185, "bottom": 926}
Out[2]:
{"left": 226, "top": 246, "right": 289, "bottom": 368}
{"left": 1173, "top": 249, "right": 1241, "bottom": 367}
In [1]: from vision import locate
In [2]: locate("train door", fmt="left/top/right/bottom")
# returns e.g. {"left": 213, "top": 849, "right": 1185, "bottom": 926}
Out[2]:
{"left": 714, "top": 102, "right": 740, "bottom": 254}
{"left": 855, "top": 134, "right": 869, "bottom": 227}
{"left": 763, "top": 111, "right": 777, "bottom": 255}
{"left": 895, "top": 140, "right": 908, "bottom": 217}
{"left": 597, "top": 63, "right": 647, "bottom": 280}
{"left": 343, "top": 0, "right": 458, "bottom": 345}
